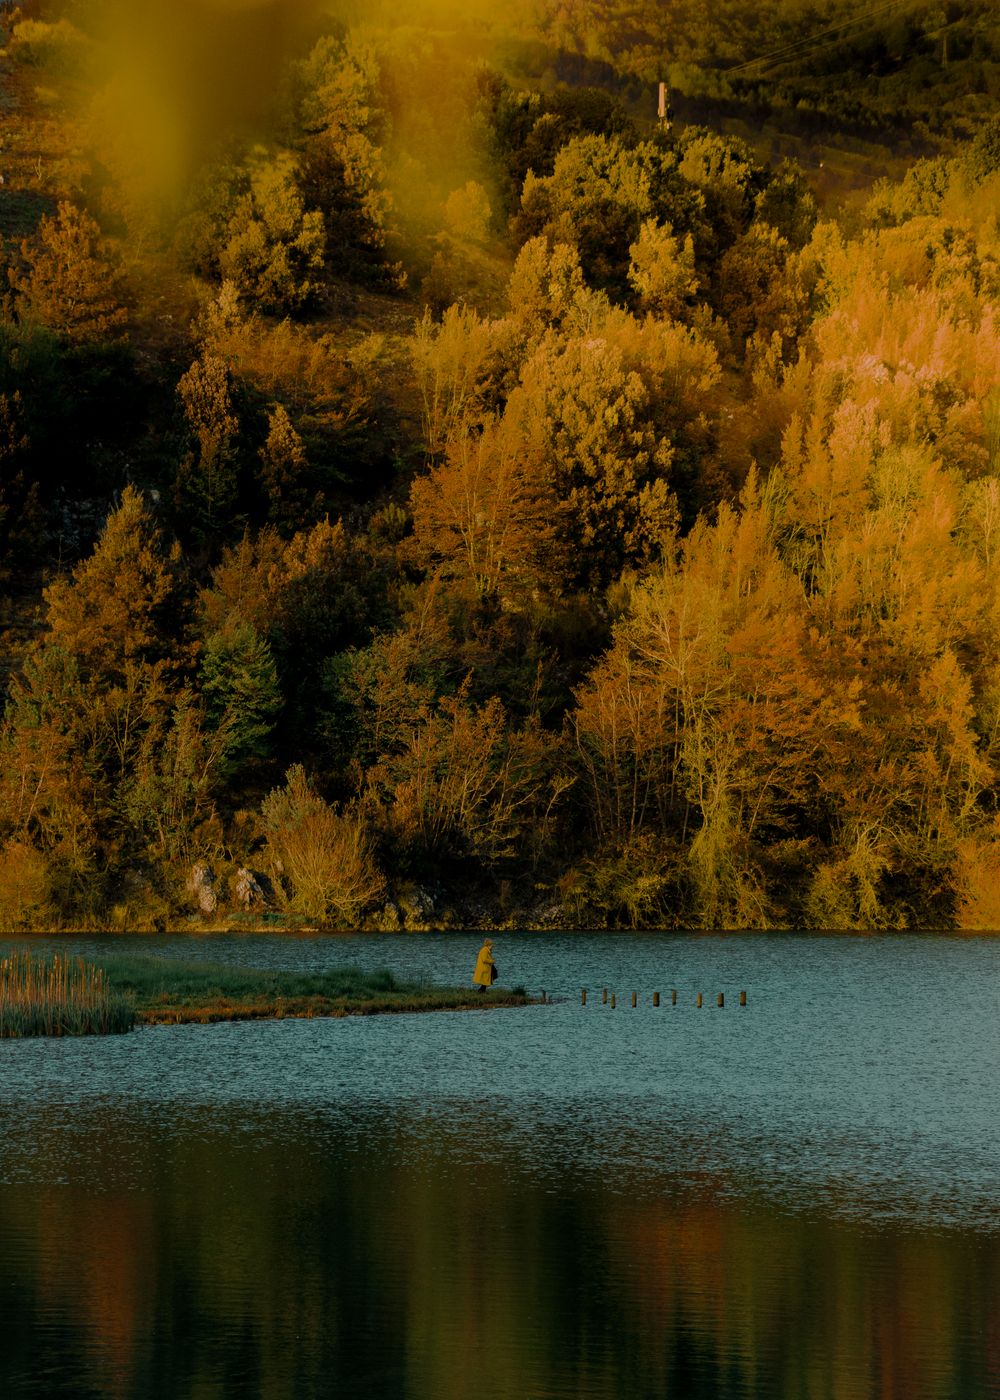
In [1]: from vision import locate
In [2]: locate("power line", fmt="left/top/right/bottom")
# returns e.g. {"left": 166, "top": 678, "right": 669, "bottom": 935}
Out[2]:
{"left": 725, "top": 0, "right": 924, "bottom": 79}
{"left": 726, "top": 0, "right": 918, "bottom": 75}
{"left": 726, "top": 0, "right": 916, "bottom": 78}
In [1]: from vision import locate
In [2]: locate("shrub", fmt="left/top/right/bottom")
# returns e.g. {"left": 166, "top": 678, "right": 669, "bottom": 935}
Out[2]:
{"left": 218, "top": 152, "right": 325, "bottom": 313}
{"left": 369, "top": 692, "right": 565, "bottom": 869}
{"left": 7, "top": 19, "right": 90, "bottom": 74}
{"left": 0, "top": 841, "right": 51, "bottom": 932}
{"left": 262, "top": 765, "right": 385, "bottom": 926}
{"left": 444, "top": 181, "right": 493, "bottom": 244}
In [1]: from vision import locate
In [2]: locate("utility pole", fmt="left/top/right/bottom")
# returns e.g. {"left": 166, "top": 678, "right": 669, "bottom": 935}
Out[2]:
{"left": 657, "top": 81, "right": 673, "bottom": 131}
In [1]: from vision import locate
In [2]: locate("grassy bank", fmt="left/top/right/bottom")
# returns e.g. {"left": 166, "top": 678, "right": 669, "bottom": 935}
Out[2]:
{"left": 0, "top": 951, "right": 534, "bottom": 1035}
{"left": 96, "top": 954, "right": 534, "bottom": 1026}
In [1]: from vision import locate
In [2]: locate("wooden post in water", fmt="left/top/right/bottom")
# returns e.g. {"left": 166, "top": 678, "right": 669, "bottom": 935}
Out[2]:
{"left": 696, "top": 993, "right": 703, "bottom": 1008}
{"left": 653, "top": 991, "right": 660, "bottom": 1007}
{"left": 717, "top": 992, "right": 724, "bottom": 1008}
{"left": 739, "top": 990, "right": 747, "bottom": 1007}
{"left": 541, "top": 990, "right": 547, "bottom": 1004}
{"left": 581, "top": 988, "right": 587, "bottom": 1006}
{"left": 611, "top": 993, "right": 616, "bottom": 1009}
{"left": 631, "top": 991, "right": 637, "bottom": 1008}
{"left": 602, "top": 988, "right": 608, "bottom": 1004}
{"left": 671, "top": 989, "right": 677, "bottom": 1005}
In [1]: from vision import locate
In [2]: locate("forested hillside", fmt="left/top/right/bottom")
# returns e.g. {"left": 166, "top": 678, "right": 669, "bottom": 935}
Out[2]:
{"left": 497, "top": 0, "right": 1000, "bottom": 145}
{"left": 1, "top": 0, "right": 999, "bottom": 930}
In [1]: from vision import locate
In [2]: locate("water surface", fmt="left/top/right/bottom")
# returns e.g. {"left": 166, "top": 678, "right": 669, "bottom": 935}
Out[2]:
{"left": 1, "top": 933, "right": 998, "bottom": 1398}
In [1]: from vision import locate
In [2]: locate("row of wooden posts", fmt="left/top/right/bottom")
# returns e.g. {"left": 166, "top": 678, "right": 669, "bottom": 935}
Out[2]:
{"left": 544, "top": 989, "right": 748, "bottom": 1007}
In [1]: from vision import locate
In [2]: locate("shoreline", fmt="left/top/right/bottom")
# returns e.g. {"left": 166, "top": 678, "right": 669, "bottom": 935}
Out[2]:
{"left": 135, "top": 989, "right": 538, "bottom": 1026}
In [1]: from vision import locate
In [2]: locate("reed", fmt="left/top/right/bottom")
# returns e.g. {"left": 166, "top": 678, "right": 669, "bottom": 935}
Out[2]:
{"left": 0, "top": 951, "right": 136, "bottom": 1037}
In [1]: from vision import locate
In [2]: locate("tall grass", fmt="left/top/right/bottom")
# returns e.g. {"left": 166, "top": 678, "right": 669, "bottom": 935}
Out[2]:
{"left": 0, "top": 952, "right": 136, "bottom": 1037}
{"left": 96, "top": 954, "right": 421, "bottom": 1008}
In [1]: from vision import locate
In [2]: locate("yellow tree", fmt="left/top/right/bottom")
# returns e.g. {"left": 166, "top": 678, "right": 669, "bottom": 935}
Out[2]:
{"left": 174, "top": 353, "right": 242, "bottom": 545}
{"left": 296, "top": 35, "right": 394, "bottom": 270}
{"left": 262, "top": 765, "right": 384, "bottom": 926}
{"left": 409, "top": 413, "right": 560, "bottom": 602}
{"left": 44, "top": 485, "right": 190, "bottom": 682}
{"left": 219, "top": 152, "right": 326, "bottom": 313}
{"left": 1, "top": 488, "right": 211, "bottom": 894}
{"left": 410, "top": 304, "right": 518, "bottom": 457}
{"left": 627, "top": 219, "right": 699, "bottom": 320}
{"left": 368, "top": 687, "right": 563, "bottom": 869}
{"left": 258, "top": 403, "right": 312, "bottom": 531}
{"left": 574, "top": 486, "right": 828, "bottom": 926}
{"left": 509, "top": 332, "right": 677, "bottom": 587}
{"left": 505, "top": 237, "right": 606, "bottom": 341}
{"left": 9, "top": 202, "right": 128, "bottom": 344}
{"left": 0, "top": 648, "right": 97, "bottom": 874}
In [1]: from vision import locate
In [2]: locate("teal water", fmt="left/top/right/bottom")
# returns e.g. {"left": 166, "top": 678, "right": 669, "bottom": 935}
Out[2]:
{"left": 1, "top": 933, "right": 999, "bottom": 1398}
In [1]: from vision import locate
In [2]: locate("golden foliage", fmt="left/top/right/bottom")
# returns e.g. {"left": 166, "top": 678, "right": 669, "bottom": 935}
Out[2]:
{"left": 409, "top": 413, "right": 559, "bottom": 599}
{"left": 43, "top": 486, "right": 188, "bottom": 680}
{"left": 510, "top": 332, "right": 677, "bottom": 584}
{"left": 627, "top": 219, "right": 699, "bottom": 320}
{"left": 262, "top": 765, "right": 385, "bottom": 926}
{"left": 218, "top": 151, "right": 325, "bottom": 312}
{"left": 954, "top": 834, "right": 1000, "bottom": 932}
{"left": 410, "top": 304, "right": 517, "bottom": 455}
{"left": 0, "top": 841, "right": 51, "bottom": 932}
{"left": 370, "top": 689, "right": 562, "bottom": 866}
{"left": 444, "top": 181, "right": 492, "bottom": 244}
{"left": 9, "top": 202, "right": 128, "bottom": 345}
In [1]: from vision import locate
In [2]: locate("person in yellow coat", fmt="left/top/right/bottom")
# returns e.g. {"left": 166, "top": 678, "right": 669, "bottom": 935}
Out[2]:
{"left": 472, "top": 938, "right": 497, "bottom": 992}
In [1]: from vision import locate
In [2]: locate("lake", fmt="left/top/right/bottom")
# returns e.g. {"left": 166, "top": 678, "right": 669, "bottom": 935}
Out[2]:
{"left": 1, "top": 932, "right": 999, "bottom": 1399}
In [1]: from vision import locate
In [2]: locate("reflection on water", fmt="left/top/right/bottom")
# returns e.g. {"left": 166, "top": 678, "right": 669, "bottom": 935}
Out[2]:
{"left": 1, "top": 934, "right": 999, "bottom": 1399}
{"left": 2, "top": 1104, "right": 999, "bottom": 1400}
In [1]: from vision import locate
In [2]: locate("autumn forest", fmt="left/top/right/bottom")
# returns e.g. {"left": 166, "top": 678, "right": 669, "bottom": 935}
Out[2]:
{"left": 1, "top": 0, "right": 999, "bottom": 932}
